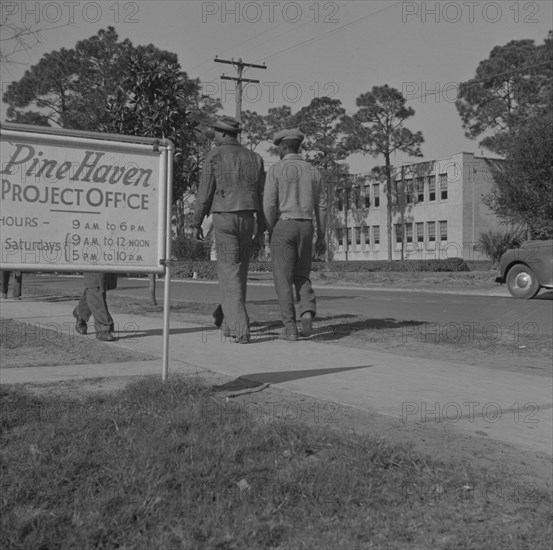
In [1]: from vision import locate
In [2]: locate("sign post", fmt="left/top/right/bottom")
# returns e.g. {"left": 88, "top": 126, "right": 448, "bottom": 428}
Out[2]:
{"left": 0, "top": 123, "right": 174, "bottom": 379}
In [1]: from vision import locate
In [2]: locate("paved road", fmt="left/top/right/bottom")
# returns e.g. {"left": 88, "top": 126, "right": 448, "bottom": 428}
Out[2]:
{"left": 24, "top": 274, "right": 553, "bottom": 337}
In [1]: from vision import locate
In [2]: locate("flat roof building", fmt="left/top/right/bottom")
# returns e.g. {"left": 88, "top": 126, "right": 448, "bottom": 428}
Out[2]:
{"left": 331, "top": 152, "right": 506, "bottom": 261}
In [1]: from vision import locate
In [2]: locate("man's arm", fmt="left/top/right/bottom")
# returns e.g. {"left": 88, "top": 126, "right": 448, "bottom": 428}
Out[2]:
{"left": 314, "top": 171, "right": 327, "bottom": 256}
{"left": 255, "top": 157, "right": 267, "bottom": 237}
{"left": 263, "top": 165, "right": 278, "bottom": 234}
{"left": 192, "top": 151, "right": 216, "bottom": 240}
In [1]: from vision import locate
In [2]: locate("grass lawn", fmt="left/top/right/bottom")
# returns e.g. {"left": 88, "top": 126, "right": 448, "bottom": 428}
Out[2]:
{"left": 1, "top": 377, "right": 551, "bottom": 550}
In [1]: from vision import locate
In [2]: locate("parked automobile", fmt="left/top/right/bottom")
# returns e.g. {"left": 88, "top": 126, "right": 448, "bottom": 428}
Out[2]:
{"left": 495, "top": 240, "right": 553, "bottom": 299}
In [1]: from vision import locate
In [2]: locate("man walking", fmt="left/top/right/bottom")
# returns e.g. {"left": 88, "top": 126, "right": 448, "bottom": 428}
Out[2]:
{"left": 1, "top": 270, "right": 22, "bottom": 300}
{"left": 263, "top": 128, "right": 327, "bottom": 341}
{"left": 193, "top": 115, "right": 265, "bottom": 343}
{"left": 73, "top": 272, "right": 117, "bottom": 341}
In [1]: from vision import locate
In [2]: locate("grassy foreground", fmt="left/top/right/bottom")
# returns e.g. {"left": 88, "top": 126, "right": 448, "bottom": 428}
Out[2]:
{"left": 1, "top": 377, "right": 550, "bottom": 550}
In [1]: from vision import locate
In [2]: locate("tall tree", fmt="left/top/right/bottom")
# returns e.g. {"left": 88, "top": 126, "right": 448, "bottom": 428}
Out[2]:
{"left": 343, "top": 85, "right": 424, "bottom": 260}
{"left": 3, "top": 27, "right": 179, "bottom": 130}
{"left": 292, "top": 97, "right": 349, "bottom": 173}
{"left": 484, "top": 111, "right": 553, "bottom": 239}
{"left": 240, "top": 110, "right": 267, "bottom": 151}
{"left": 3, "top": 26, "right": 220, "bottom": 228}
{"left": 455, "top": 33, "right": 553, "bottom": 155}
{"left": 262, "top": 105, "right": 296, "bottom": 156}
{"left": 291, "top": 97, "right": 350, "bottom": 261}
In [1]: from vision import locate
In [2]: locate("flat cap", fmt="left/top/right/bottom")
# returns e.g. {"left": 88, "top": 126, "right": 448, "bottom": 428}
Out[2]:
{"left": 273, "top": 128, "right": 305, "bottom": 146}
{"left": 211, "top": 115, "right": 242, "bottom": 134}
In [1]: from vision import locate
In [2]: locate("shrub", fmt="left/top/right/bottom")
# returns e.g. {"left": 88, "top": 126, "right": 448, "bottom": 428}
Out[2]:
{"left": 475, "top": 229, "right": 525, "bottom": 267}
{"left": 168, "top": 258, "right": 469, "bottom": 280}
{"left": 171, "top": 235, "right": 211, "bottom": 261}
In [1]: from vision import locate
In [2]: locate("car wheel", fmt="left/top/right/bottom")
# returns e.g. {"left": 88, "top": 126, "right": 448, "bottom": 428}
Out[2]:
{"left": 506, "top": 264, "right": 541, "bottom": 299}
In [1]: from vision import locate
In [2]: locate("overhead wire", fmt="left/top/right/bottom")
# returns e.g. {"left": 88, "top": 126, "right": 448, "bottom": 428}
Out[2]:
{"left": 251, "top": 1, "right": 403, "bottom": 64}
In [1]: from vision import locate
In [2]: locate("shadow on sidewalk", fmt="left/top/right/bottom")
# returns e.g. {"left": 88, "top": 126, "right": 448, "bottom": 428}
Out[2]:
{"left": 250, "top": 315, "right": 424, "bottom": 343}
{"left": 116, "top": 326, "right": 206, "bottom": 340}
{"left": 212, "top": 364, "right": 373, "bottom": 392}
{"left": 311, "top": 317, "right": 424, "bottom": 342}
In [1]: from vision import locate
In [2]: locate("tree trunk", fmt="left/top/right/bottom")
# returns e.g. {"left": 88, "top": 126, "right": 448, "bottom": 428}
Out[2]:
{"left": 149, "top": 273, "right": 157, "bottom": 305}
{"left": 385, "top": 153, "right": 393, "bottom": 261}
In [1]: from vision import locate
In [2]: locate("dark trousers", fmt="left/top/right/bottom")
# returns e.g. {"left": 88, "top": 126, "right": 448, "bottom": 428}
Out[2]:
{"left": 213, "top": 211, "right": 255, "bottom": 338}
{"left": 1, "top": 271, "right": 22, "bottom": 298}
{"left": 270, "top": 219, "right": 316, "bottom": 332}
{"left": 73, "top": 288, "right": 114, "bottom": 334}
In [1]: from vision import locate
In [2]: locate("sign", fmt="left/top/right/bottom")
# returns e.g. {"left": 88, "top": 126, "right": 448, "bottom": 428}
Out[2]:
{"left": 0, "top": 124, "right": 172, "bottom": 274}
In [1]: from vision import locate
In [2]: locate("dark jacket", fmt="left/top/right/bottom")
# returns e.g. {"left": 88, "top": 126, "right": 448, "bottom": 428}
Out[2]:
{"left": 83, "top": 273, "right": 118, "bottom": 291}
{"left": 192, "top": 136, "right": 265, "bottom": 228}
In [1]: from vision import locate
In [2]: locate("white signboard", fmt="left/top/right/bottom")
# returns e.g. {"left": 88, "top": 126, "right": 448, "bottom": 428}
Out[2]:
{"left": 0, "top": 124, "right": 172, "bottom": 274}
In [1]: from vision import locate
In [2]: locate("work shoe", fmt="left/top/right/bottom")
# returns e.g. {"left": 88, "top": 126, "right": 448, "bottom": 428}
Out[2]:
{"left": 230, "top": 334, "right": 251, "bottom": 344}
{"left": 280, "top": 328, "right": 298, "bottom": 342}
{"left": 73, "top": 311, "right": 88, "bottom": 335}
{"left": 300, "top": 313, "right": 313, "bottom": 337}
{"left": 213, "top": 305, "right": 224, "bottom": 328}
{"left": 96, "top": 332, "right": 116, "bottom": 342}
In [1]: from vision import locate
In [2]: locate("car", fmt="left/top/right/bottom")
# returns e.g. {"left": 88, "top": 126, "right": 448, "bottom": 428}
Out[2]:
{"left": 495, "top": 239, "right": 553, "bottom": 299}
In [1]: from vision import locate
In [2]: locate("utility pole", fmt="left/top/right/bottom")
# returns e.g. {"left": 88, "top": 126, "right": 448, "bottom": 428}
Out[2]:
{"left": 214, "top": 57, "right": 267, "bottom": 126}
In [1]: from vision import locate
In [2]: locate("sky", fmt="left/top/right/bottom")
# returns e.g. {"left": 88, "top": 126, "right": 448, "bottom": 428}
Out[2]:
{"left": 1, "top": 0, "right": 552, "bottom": 173}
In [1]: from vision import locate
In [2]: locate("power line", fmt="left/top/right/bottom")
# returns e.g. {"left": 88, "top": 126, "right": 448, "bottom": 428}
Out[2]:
{"left": 251, "top": 1, "right": 403, "bottom": 64}
{"left": 190, "top": 1, "right": 356, "bottom": 77}
{"left": 402, "top": 60, "right": 553, "bottom": 103}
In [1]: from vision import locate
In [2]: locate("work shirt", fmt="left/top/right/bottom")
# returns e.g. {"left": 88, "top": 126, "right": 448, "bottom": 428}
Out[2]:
{"left": 263, "top": 154, "right": 327, "bottom": 231}
{"left": 193, "top": 135, "right": 265, "bottom": 228}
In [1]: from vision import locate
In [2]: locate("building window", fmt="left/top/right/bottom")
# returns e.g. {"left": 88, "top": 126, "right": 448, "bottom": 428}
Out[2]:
{"left": 364, "top": 185, "right": 371, "bottom": 208}
{"left": 347, "top": 228, "right": 352, "bottom": 246}
{"left": 439, "top": 220, "right": 448, "bottom": 241}
{"left": 439, "top": 174, "right": 448, "bottom": 200}
{"left": 337, "top": 228, "right": 343, "bottom": 246}
{"left": 405, "top": 223, "right": 413, "bottom": 243}
{"left": 416, "top": 177, "right": 424, "bottom": 202}
{"left": 394, "top": 180, "right": 402, "bottom": 205}
{"left": 352, "top": 186, "right": 361, "bottom": 209}
{"left": 428, "top": 175, "right": 436, "bottom": 201}
{"left": 337, "top": 189, "right": 343, "bottom": 211}
{"left": 427, "top": 221, "right": 436, "bottom": 242}
{"left": 405, "top": 179, "right": 413, "bottom": 204}
{"left": 416, "top": 222, "right": 424, "bottom": 243}
{"left": 373, "top": 225, "right": 380, "bottom": 245}
{"left": 395, "top": 223, "right": 403, "bottom": 243}
{"left": 373, "top": 184, "right": 380, "bottom": 207}
{"left": 363, "top": 225, "right": 370, "bottom": 246}
{"left": 355, "top": 226, "right": 361, "bottom": 246}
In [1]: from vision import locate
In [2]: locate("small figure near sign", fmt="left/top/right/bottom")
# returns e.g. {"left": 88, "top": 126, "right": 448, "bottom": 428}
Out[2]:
{"left": 1, "top": 271, "right": 22, "bottom": 300}
{"left": 73, "top": 273, "right": 118, "bottom": 341}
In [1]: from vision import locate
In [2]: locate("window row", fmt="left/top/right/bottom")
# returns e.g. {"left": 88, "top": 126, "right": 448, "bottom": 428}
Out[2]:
{"left": 395, "top": 221, "right": 448, "bottom": 243}
{"left": 336, "top": 225, "right": 381, "bottom": 246}
{"left": 335, "top": 221, "right": 448, "bottom": 247}
{"left": 336, "top": 174, "right": 448, "bottom": 211}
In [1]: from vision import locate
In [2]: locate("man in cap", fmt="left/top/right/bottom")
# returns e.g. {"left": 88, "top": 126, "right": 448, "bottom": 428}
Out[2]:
{"left": 263, "top": 128, "right": 327, "bottom": 341}
{"left": 193, "top": 115, "right": 265, "bottom": 343}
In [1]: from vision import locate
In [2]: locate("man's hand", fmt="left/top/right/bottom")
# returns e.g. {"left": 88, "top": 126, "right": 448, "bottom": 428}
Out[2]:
{"left": 315, "top": 236, "right": 326, "bottom": 257}
{"left": 194, "top": 227, "right": 205, "bottom": 241}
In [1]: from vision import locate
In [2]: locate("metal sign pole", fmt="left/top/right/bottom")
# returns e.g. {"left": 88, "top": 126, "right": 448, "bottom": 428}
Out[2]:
{"left": 162, "top": 143, "right": 174, "bottom": 381}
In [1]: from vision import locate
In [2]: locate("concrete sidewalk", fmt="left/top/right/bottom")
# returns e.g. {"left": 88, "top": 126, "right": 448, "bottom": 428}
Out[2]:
{"left": 1, "top": 298, "right": 551, "bottom": 457}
